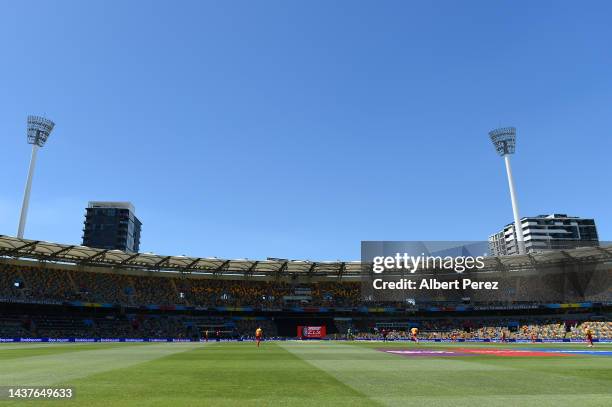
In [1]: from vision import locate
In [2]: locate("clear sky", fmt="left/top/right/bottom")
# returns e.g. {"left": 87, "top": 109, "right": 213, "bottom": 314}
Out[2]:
{"left": 0, "top": 0, "right": 610, "bottom": 260}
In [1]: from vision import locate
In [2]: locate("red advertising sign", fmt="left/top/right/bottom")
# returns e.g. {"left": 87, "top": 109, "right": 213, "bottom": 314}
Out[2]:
{"left": 297, "top": 325, "right": 326, "bottom": 339}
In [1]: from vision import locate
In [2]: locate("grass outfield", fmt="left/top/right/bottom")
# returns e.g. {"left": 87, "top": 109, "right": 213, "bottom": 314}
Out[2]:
{"left": 0, "top": 341, "right": 611, "bottom": 406}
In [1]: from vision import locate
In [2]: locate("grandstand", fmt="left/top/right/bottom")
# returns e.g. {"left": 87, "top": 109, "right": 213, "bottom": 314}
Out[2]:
{"left": 0, "top": 235, "right": 610, "bottom": 341}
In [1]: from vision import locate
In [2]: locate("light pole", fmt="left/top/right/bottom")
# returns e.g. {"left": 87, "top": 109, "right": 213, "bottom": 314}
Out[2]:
{"left": 489, "top": 127, "right": 525, "bottom": 255}
{"left": 17, "top": 115, "right": 55, "bottom": 239}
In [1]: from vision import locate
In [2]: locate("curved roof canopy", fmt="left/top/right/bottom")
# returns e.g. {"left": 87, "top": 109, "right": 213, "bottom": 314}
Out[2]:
{"left": 0, "top": 235, "right": 609, "bottom": 277}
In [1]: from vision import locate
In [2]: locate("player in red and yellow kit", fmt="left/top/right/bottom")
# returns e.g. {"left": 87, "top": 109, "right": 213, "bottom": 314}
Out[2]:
{"left": 255, "top": 327, "right": 263, "bottom": 348}
{"left": 585, "top": 326, "right": 594, "bottom": 348}
{"left": 410, "top": 327, "right": 419, "bottom": 343}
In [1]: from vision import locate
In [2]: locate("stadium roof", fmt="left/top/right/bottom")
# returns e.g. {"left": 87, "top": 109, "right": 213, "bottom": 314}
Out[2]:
{"left": 0, "top": 235, "right": 610, "bottom": 277}
{"left": 0, "top": 235, "right": 361, "bottom": 276}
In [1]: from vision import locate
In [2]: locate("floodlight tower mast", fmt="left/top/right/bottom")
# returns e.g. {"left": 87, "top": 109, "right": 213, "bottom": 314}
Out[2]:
{"left": 17, "top": 116, "right": 55, "bottom": 239}
{"left": 489, "top": 127, "right": 525, "bottom": 255}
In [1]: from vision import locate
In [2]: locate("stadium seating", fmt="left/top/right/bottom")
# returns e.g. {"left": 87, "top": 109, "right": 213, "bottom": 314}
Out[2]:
{"left": 1, "top": 261, "right": 610, "bottom": 340}
{"left": 1, "top": 265, "right": 366, "bottom": 308}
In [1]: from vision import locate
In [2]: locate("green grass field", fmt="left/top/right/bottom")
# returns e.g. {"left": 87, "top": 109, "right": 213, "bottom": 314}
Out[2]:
{"left": 1, "top": 341, "right": 611, "bottom": 406}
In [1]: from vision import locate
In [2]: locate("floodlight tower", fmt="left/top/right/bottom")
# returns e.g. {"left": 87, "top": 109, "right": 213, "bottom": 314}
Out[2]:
{"left": 17, "top": 116, "right": 55, "bottom": 239}
{"left": 489, "top": 127, "right": 525, "bottom": 255}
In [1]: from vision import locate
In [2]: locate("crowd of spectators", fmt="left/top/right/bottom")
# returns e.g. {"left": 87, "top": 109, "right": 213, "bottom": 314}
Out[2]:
{"left": 310, "top": 282, "right": 361, "bottom": 307}
{"left": 1, "top": 264, "right": 364, "bottom": 308}
{"left": 176, "top": 279, "right": 293, "bottom": 308}
{"left": 2, "top": 262, "right": 609, "bottom": 341}
{"left": 71, "top": 271, "right": 134, "bottom": 305}
{"left": 1, "top": 263, "right": 610, "bottom": 309}
{"left": 340, "top": 318, "right": 612, "bottom": 340}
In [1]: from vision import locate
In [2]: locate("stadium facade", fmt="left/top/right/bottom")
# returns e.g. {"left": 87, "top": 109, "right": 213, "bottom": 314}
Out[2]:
{"left": 489, "top": 214, "right": 599, "bottom": 256}
{"left": 82, "top": 202, "right": 142, "bottom": 253}
{"left": 0, "top": 235, "right": 610, "bottom": 341}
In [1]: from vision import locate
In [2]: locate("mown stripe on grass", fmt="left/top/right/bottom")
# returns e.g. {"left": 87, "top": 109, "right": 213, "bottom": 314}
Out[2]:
{"left": 0, "top": 342, "right": 201, "bottom": 386}
{"left": 0, "top": 342, "right": 144, "bottom": 361}
{"left": 55, "top": 342, "right": 377, "bottom": 407}
{"left": 280, "top": 341, "right": 612, "bottom": 407}
{"left": 375, "top": 393, "right": 612, "bottom": 407}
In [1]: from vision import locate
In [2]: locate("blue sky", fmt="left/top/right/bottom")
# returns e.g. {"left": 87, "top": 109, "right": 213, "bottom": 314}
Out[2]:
{"left": 0, "top": 0, "right": 610, "bottom": 260}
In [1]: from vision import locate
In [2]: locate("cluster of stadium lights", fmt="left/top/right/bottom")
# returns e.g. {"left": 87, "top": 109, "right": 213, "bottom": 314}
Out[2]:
{"left": 17, "top": 116, "right": 55, "bottom": 239}
{"left": 16, "top": 116, "right": 525, "bottom": 255}
{"left": 488, "top": 127, "right": 526, "bottom": 255}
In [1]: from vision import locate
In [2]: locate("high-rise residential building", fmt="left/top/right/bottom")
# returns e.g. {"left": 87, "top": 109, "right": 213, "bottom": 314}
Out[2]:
{"left": 488, "top": 214, "right": 598, "bottom": 256}
{"left": 82, "top": 202, "right": 142, "bottom": 253}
